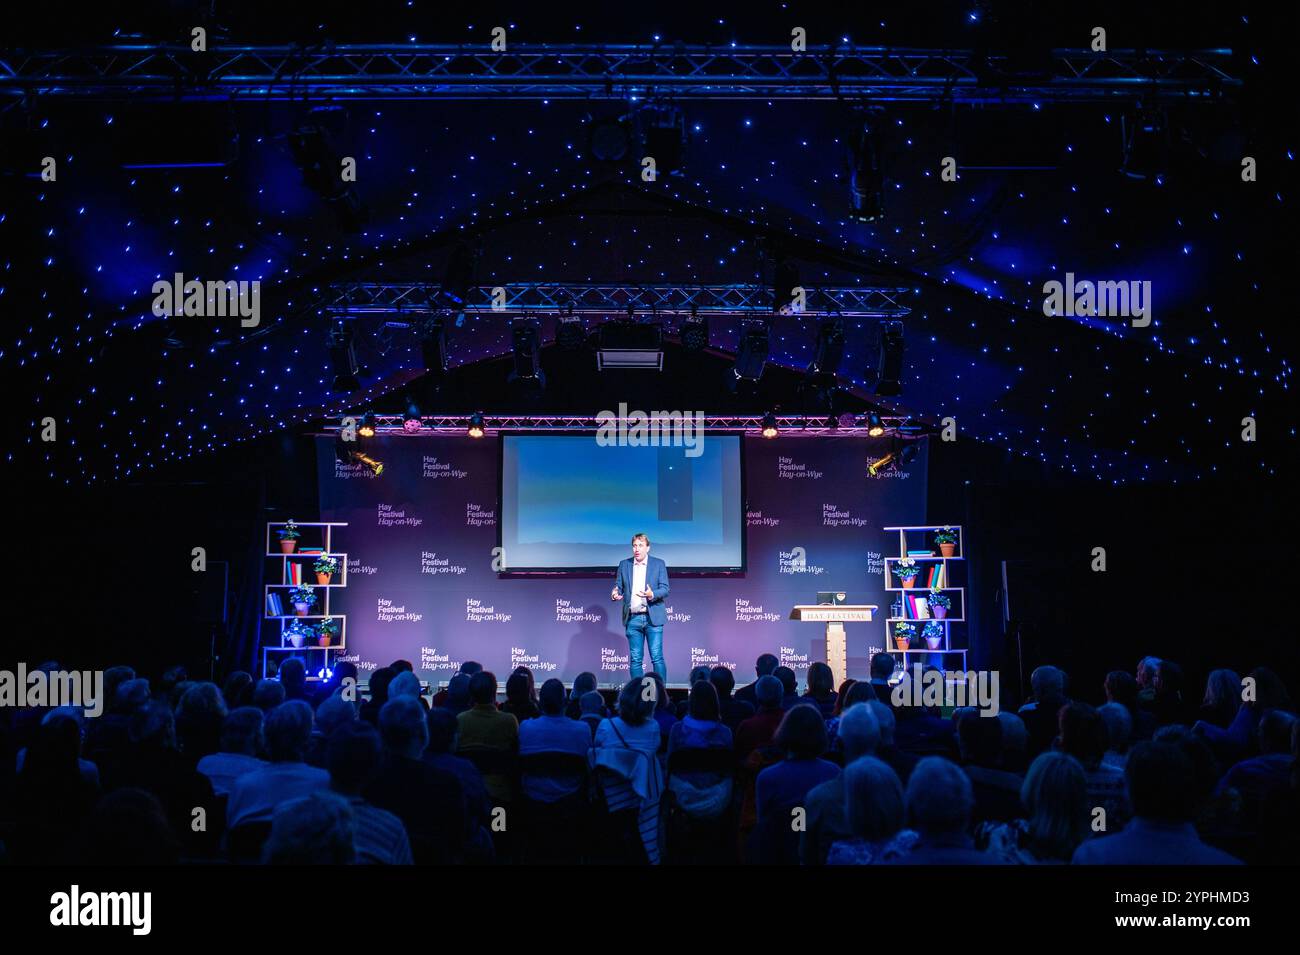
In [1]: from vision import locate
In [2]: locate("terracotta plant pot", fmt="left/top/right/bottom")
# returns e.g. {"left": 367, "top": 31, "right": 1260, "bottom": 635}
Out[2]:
{"left": 316, "top": 572, "right": 332, "bottom": 585}
{"left": 933, "top": 607, "right": 948, "bottom": 619}
{"left": 894, "top": 637, "right": 911, "bottom": 650}
{"left": 939, "top": 542, "right": 956, "bottom": 558}
{"left": 925, "top": 636, "right": 943, "bottom": 650}
{"left": 288, "top": 634, "right": 305, "bottom": 648}
{"left": 293, "top": 602, "right": 310, "bottom": 616}
{"left": 318, "top": 634, "right": 332, "bottom": 647}
{"left": 279, "top": 538, "right": 297, "bottom": 554}
{"left": 901, "top": 576, "right": 916, "bottom": 588}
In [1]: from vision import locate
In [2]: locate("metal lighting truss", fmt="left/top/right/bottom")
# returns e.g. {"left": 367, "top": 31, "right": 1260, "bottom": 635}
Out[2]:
{"left": 0, "top": 44, "right": 1241, "bottom": 102}
{"left": 324, "top": 414, "right": 923, "bottom": 437}
{"left": 315, "top": 283, "right": 913, "bottom": 319}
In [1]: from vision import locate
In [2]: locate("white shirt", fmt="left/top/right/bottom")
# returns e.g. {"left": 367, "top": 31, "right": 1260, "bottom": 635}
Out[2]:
{"left": 630, "top": 558, "right": 648, "bottom": 612}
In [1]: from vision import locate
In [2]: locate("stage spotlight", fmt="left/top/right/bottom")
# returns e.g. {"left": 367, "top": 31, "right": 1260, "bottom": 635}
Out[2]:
{"left": 402, "top": 396, "right": 423, "bottom": 433}
{"left": 419, "top": 317, "right": 448, "bottom": 380}
{"left": 557, "top": 316, "right": 586, "bottom": 351}
{"left": 288, "top": 111, "right": 368, "bottom": 231}
{"left": 866, "top": 411, "right": 885, "bottom": 437}
{"left": 680, "top": 312, "right": 709, "bottom": 352}
{"left": 849, "top": 121, "right": 885, "bottom": 223}
{"left": 509, "top": 319, "right": 545, "bottom": 386}
{"left": 898, "top": 442, "right": 919, "bottom": 466}
{"left": 838, "top": 412, "right": 858, "bottom": 430}
{"left": 467, "top": 413, "right": 485, "bottom": 438}
{"left": 733, "top": 321, "right": 770, "bottom": 382}
{"left": 357, "top": 411, "right": 376, "bottom": 438}
{"left": 773, "top": 258, "right": 801, "bottom": 314}
{"left": 352, "top": 451, "right": 385, "bottom": 476}
{"left": 1120, "top": 108, "right": 1169, "bottom": 181}
{"left": 639, "top": 105, "right": 687, "bottom": 176}
{"left": 597, "top": 320, "right": 664, "bottom": 370}
{"left": 588, "top": 115, "right": 632, "bottom": 162}
{"left": 761, "top": 412, "right": 779, "bottom": 439}
{"left": 809, "top": 318, "right": 845, "bottom": 377}
{"left": 867, "top": 451, "right": 896, "bottom": 477}
{"left": 875, "top": 321, "right": 905, "bottom": 396}
{"left": 327, "top": 322, "right": 361, "bottom": 393}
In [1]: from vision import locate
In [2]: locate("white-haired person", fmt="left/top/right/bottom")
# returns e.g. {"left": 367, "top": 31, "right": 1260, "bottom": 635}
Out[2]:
{"left": 825, "top": 756, "right": 918, "bottom": 865}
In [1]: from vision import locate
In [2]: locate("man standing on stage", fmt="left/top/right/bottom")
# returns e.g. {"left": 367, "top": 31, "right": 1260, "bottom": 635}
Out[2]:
{"left": 611, "top": 533, "right": 670, "bottom": 682}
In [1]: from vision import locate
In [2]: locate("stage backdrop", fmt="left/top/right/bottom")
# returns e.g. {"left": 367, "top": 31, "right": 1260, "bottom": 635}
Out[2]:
{"left": 315, "top": 435, "right": 927, "bottom": 686}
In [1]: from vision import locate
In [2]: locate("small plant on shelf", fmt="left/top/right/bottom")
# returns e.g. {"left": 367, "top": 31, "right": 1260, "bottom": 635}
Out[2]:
{"left": 893, "top": 621, "right": 916, "bottom": 650}
{"left": 289, "top": 585, "right": 318, "bottom": 616}
{"left": 313, "top": 555, "right": 339, "bottom": 584}
{"left": 934, "top": 526, "right": 959, "bottom": 558}
{"left": 922, "top": 620, "right": 945, "bottom": 650}
{"left": 286, "top": 620, "right": 314, "bottom": 649}
{"left": 316, "top": 617, "right": 340, "bottom": 647}
{"left": 893, "top": 558, "right": 921, "bottom": 588}
{"left": 928, "top": 590, "right": 952, "bottom": 619}
{"left": 277, "top": 519, "right": 302, "bottom": 554}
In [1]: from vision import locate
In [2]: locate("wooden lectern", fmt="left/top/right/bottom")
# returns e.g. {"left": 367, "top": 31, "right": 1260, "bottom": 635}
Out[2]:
{"left": 789, "top": 604, "right": 878, "bottom": 690}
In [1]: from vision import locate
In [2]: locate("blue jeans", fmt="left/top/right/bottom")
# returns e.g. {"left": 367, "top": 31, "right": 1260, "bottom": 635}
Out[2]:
{"left": 625, "top": 614, "right": 666, "bottom": 682}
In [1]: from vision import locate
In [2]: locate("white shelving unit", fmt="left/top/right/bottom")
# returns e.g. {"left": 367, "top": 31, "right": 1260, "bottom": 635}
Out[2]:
{"left": 881, "top": 524, "right": 967, "bottom": 671}
{"left": 262, "top": 522, "right": 349, "bottom": 680}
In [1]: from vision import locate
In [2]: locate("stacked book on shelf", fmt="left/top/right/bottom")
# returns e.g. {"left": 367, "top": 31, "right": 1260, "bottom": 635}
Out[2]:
{"left": 900, "top": 593, "right": 931, "bottom": 620}
{"left": 924, "top": 564, "right": 947, "bottom": 588}
{"left": 907, "top": 549, "right": 934, "bottom": 557}
{"left": 266, "top": 592, "right": 285, "bottom": 617}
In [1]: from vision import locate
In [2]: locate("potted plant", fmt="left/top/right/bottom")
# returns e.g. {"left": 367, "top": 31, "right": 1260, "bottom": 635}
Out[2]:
{"left": 316, "top": 617, "right": 340, "bottom": 647}
{"left": 922, "top": 620, "right": 945, "bottom": 650}
{"left": 934, "top": 526, "right": 959, "bottom": 558}
{"left": 894, "top": 558, "right": 921, "bottom": 588}
{"left": 289, "top": 585, "right": 317, "bottom": 617}
{"left": 893, "top": 621, "right": 916, "bottom": 651}
{"left": 314, "top": 555, "right": 339, "bottom": 585}
{"left": 286, "top": 620, "right": 313, "bottom": 649}
{"left": 928, "top": 590, "right": 952, "bottom": 620}
{"left": 277, "top": 519, "right": 301, "bottom": 554}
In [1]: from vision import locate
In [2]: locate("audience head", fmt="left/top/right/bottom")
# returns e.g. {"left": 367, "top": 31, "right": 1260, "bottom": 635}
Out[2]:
{"left": 754, "top": 653, "right": 779, "bottom": 678}
{"left": 368, "top": 667, "right": 396, "bottom": 705}
{"left": 870, "top": 652, "right": 896, "bottom": 682}
{"left": 774, "top": 666, "right": 797, "bottom": 698}
{"left": 252, "top": 678, "right": 286, "bottom": 713}
{"left": 388, "top": 671, "right": 422, "bottom": 702}
{"left": 512, "top": 666, "right": 537, "bottom": 700}
{"left": 843, "top": 757, "right": 905, "bottom": 844}
{"left": 1030, "top": 665, "right": 1066, "bottom": 703}
{"left": 832, "top": 679, "right": 858, "bottom": 716}
{"left": 327, "top": 721, "right": 384, "bottom": 796}
{"left": 687, "top": 680, "right": 721, "bottom": 722}
{"left": 264, "top": 792, "right": 354, "bottom": 865}
{"left": 1125, "top": 741, "right": 1200, "bottom": 823}
{"left": 838, "top": 703, "right": 881, "bottom": 762}
{"left": 956, "top": 708, "right": 1003, "bottom": 768}
{"left": 175, "top": 682, "right": 227, "bottom": 755}
{"left": 505, "top": 672, "right": 532, "bottom": 706}
{"left": 389, "top": 659, "right": 414, "bottom": 674}
{"left": 468, "top": 671, "right": 498, "bottom": 706}
{"left": 221, "top": 671, "right": 253, "bottom": 710}
{"left": 128, "top": 701, "right": 178, "bottom": 751}
{"left": 102, "top": 666, "right": 136, "bottom": 710}
{"left": 572, "top": 672, "right": 598, "bottom": 699}
{"left": 114, "top": 678, "right": 152, "bottom": 716}
{"left": 378, "top": 697, "right": 429, "bottom": 759}
{"left": 1097, "top": 702, "right": 1132, "bottom": 754}
{"left": 1248, "top": 667, "right": 1293, "bottom": 713}
{"left": 265, "top": 700, "right": 314, "bottom": 762}
{"left": 644, "top": 671, "right": 670, "bottom": 711}
{"left": 1259, "top": 709, "right": 1298, "bottom": 755}
{"left": 1136, "top": 656, "right": 1162, "bottom": 690}
{"left": 539, "top": 678, "right": 566, "bottom": 716}
{"left": 446, "top": 673, "right": 471, "bottom": 706}
{"left": 774, "top": 703, "right": 828, "bottom": 759}
{"left": 580, "top": 691, "right": 606, "bottom": 717}
{"left": 1104, "top": 670, "right": 1139, "bottom": 711}
{"left": 709, "top": 666, "right": 736, "bottom": 700}
{"left": 315, "top": 691, "right": 359, "bottom": 738}
{"left": 459, "top": 661, "right": 484, "bottom": 677}
{"left": 278, "top": 658, "right": 307, "bottom": 694}
{"left": 426, "top": 708, "right": 459, "bottom": 754}
{"left": 845, "top": 681, "right": 877, "bottom": 710}
{"left": 907, "top": 756, "right": 974, "bottom": 837}
{"left": 616, "top": 678, "right": 655, "bottom": 726}
{"left": 753, "top": 675, "right": 783, "bottom": 711}
{"left": 996, "top": 711, "right": 1028, "bottom": 767}
{"left": 806, "top": 662, "right": 835, "bottom": 699}
{"left": 1057, "top": 702, "right": 1106, "bottom": 769}
{"left": 1020, "top": 752, "right": 1090, "bottom": 861}
{"left": 1202, "top": 669, "right": 1241, "bottom": 711}
{"left": 1154, "top": 660, "right": 1183, "bottom": 697}
{"left": 867, "top": 700, "right": 896, "bottom": 746}
{"left": 220, "top": 707, "right": 265, "bottom": 757}
{"left": 688, "top": 665, "right": 712, "bottom": 687}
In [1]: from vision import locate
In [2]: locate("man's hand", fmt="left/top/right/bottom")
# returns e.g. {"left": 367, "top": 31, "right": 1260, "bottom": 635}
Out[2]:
{"left": 611, "top": 587, "right": 623, "bottom": 601}
{"left": 640, "top": 587, "right": 654, "bottom": 600}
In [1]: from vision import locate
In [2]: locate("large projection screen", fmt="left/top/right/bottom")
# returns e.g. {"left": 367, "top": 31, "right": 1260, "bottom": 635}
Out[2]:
{"left": 499, "top": 434, "right": 745, "bottom": 572}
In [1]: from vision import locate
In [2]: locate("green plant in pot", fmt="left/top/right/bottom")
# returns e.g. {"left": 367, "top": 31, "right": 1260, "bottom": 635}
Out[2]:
{"left": 289, "top": 585, "right": 317, "bottom": 616}
{"left": 314, "top": 555, "right": 339, "bottom": 585}
{"left": 894, "top": 558, "right": 921, "bottom": 588}
{"left": 934, "top": 526, "right": 958, "bottom": 558}
{"left": 893, "top": 621, "right": 916, "bottom": 650}
{"left": 928, "top": 590, "right": 952, "bottom": 619}
{"left": 922, "top": 619, "right": 945, "bottom": 650}
{"left": 316, "top": 617, "right": 340, "bottom": 647}
{"left": 286, "top": 620, "right": 314, "bottom": 649}
{"left": 277, "top": 519, "right": 302, "bottom": 554}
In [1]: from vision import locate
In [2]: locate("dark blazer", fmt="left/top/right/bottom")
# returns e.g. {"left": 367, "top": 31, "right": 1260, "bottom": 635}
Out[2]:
{"left": 614, "top": 555, "right": 670, "bottom": 627}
